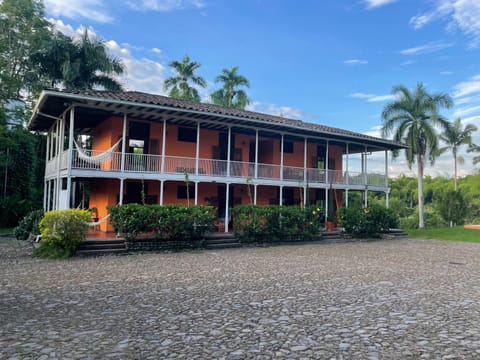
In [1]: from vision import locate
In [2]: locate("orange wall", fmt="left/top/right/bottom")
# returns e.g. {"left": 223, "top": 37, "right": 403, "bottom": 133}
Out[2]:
{"left": 92, "top": 117, "right": 123, "bottom": 150}
{"left": 88, "top": 178, "right": 120, "bottom": 232}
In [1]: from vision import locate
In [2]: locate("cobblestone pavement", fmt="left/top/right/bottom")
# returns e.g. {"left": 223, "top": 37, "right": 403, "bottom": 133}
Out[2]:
{"left": 2, "top": 237, "right": 480, "bottom": 359}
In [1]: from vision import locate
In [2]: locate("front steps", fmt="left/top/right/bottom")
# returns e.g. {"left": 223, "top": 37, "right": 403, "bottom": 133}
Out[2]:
{"left": 76, "top": 239, "right": 127, "bottom": 256}
{"left": 204, "top": 233, "right": 241, "bottom": 249}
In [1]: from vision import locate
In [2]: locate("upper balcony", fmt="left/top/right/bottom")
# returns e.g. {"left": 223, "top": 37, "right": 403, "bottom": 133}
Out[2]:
{"left": 46, "top": 149, "right": 388, "bottom": 189}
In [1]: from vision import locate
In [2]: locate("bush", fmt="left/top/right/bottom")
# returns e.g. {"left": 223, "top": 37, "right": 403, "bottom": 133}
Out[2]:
{"left": 108, "top": 204, "right": 215, "bottom": 243}
{"left": 337, "top": 205, "right": 399, "bottom": 238}
{"left": 34, "top": 209, "right": 91, "bottom": 258}
{"left": 399, "top": 207, "right": 446, "bottom": 229}
{"left": 14, "top": 209, "right": 44, "bottom": 240}
{"left": 232, "top": 205, "right": 323, "bottom": 243}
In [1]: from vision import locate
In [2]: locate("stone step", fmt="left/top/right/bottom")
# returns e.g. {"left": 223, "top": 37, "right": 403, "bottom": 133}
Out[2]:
{"left": 205, "top": 242, "right": 242, "bottom": 249}
{"left": 75, "top": 248, "right": 128, "bottom": 257}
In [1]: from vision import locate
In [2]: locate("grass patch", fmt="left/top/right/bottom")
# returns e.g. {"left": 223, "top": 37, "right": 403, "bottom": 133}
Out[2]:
{"left": 0, "top": 227, "right": 14, "bottom": 234}
{"left": 407, "top": 226, "right": 480, "bottom": 243}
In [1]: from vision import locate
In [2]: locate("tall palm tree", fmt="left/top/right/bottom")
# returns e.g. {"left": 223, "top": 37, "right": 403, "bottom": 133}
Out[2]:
{"left": 467, "top": 143, "right": 480, "bottom": 166}
{"left": 438, "top": 118, "right": 477, "bottom": 191}
{"left": 381, "top": 83, "right": 453, "bottom": 228}
{"left": 211, "top": 66, "right": 250, "bottom": 109}
{"left": 163, "top": 55, "right": 206, "bottom": 102}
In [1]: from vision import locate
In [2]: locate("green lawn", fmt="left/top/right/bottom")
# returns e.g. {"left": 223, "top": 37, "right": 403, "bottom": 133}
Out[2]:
{"left": 407, "top": 226, "right": 480, "bottom": 243}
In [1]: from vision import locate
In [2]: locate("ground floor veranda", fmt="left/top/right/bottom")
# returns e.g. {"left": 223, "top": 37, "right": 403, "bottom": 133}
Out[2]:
{"left": 46, "top": 177, "right": 386, "bottom": 233}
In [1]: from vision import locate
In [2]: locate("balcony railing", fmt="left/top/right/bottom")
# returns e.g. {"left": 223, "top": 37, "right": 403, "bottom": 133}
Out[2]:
{"left": 46, "top": 150, "right": 387, "bottom": 187}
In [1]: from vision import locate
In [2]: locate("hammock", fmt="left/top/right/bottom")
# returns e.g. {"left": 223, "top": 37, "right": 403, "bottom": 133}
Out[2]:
{"left": 85, "top": 213, "right": 111, "bottom": 227}
{"left": 74, "top": 138, "right": 123, "bottom": 164}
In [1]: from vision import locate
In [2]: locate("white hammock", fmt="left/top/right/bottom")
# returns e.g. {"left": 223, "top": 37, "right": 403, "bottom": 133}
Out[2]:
{"left": 85, "top": 213, "right": 111, "bottom": 227}
{"left": 74, "top": 138, "right": 123, "bottom": 164}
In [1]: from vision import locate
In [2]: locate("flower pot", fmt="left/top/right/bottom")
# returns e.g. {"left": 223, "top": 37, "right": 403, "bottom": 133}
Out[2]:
{"left": 325, "top": 221, "right": 335, "bottom": 232}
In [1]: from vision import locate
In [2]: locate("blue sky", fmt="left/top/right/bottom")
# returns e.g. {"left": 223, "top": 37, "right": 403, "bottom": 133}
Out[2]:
{"left": 43, "top": 0, "right": 480, "bottom": 177}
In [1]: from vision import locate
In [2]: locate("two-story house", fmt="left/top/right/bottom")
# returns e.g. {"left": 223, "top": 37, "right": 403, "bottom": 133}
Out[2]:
{"left": 28, "top": 89, "right": 405, "bottom": 232}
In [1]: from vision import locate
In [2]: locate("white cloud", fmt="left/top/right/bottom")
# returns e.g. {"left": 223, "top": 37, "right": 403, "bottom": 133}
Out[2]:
{"left": 453, "top": 74, "right": 480, "bottom": 98}
{"left": 152, "top": 47, "right": 162, "bottom": 54}
{"left": 440, "top": 70, "right": 453, "bottom": 75}
{"left": 400, "top": 42, "right": 453, "bottom": 55}
{"left": 400, "top": 60, "right": 416, "bottom": 66}
{"left": 350, "top": 92, "right": 396, "bottom": 102}
{"left": 127, "top": 0, "right": 205, "bottom": 11}
{"left": 410, "top": 0, "right": 480, "bottom": 47}
{"left": 246, "top": 101, "right": 306, "bottom": 120}
{"left": 44, "top": 0, "right": 113, "bottom": 23}
{"left": 452, "top": 105, "right": 480, "bottom": 118}
{"left": 364, "top": 0, "right": 398, "bottom": 10}
{"left": 343, "top": 59, "right": 368, "bottom": 65}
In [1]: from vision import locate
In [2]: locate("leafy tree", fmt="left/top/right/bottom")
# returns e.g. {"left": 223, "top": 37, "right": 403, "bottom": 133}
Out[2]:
{"left": 381, "top": 83, "right": 453, "bottom": 228}
{"left": 211, "top": 66, "right": 250, "bottom": 109}
{"left": 38, "top": 29, "right": 125, "bottom": 91}
{"left": 435, "top": 189, "right": 467, "bottom": 226}
{"left": 0, "top": 0, "right": 51, "bottom": 104}
{"left": 163, "top": 54, "right": 206, "bottom": 102}
{"left": 468, "top": 143, "right": 480, "bottom": 166}
{"left": 437, "top": 118, "right": 477, "bottom": 191}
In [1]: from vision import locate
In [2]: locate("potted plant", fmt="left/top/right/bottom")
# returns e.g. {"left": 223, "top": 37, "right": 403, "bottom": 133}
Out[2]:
{"left": 325, "top": 214, "right": 335, "bottom": 232}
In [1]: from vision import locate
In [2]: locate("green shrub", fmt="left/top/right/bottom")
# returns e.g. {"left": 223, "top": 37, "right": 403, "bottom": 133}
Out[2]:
{"left": 34, "top": 209, "right": 91, "bottom": 258}
{"left": 337, "top": 205, "right": 399, "bottom": 238}
{"left": 232, "top": 205, "right": 323, "bottom": 243}
{"left": 108, "top": 204, "right": 215, "bottom": 243}
{"left": 14, "top": 209, "right": 44, "bottom": 240}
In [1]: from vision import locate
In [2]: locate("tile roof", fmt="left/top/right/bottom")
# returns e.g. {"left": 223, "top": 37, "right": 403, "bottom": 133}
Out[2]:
{"left": 30, "top": 89, "right": 406, "bottom": 150}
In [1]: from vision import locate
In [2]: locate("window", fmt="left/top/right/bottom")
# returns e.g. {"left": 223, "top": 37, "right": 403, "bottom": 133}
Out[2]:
{"left": 178, "top": 127, "right": 197, "bottom": 143}
{"left": 177, "top": 185, "right": 196, "bottom": 199}
{"left": 281, "top": 140, "right": 294, "bottom": 153}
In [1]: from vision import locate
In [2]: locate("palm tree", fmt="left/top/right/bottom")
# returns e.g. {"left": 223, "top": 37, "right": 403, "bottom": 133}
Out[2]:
{"left": 163, "top": 55, "right": 206, "bottom": 102}
{"left": 438, "top": 118, "right": 477, "bottom": 191}
{"left": 211, "top": 66, "right": 250, "bottom": 109}
{"left": 467, "top": 143, "right": 480, "bottom": 166}
{"left": 381, "top": 83, "right": 453, "bottom": 228}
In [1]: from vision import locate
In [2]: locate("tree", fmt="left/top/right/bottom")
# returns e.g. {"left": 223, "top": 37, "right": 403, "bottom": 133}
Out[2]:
{"left": 0, "top": 0, "right": 51, "bottom": 104}
{"left": 211, "top": 66, "right": 250, "bottom": 109}
{"left": 468, "top": 143, "right": 480, "bottom": 166}
{"left": 60, "top": 30, "right": 124, "bottom": 91}
{"left": 163, "top": 55, "right": 206, "bottom": 102}
{"left": 435, "top": 189, "right": 467, "bottom": 226}
{"left": 381, "top": 83, "right": 453, "bottom": 228}
{"left": 437, "top": 118, "right": 477, "bottom": 191}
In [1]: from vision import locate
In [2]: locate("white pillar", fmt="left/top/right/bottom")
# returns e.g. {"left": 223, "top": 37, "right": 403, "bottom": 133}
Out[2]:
{"left": 227, "top": 127, "right": 231, "bottom": 177}
{"left": 345, "top": 143, "right": 349, "bottom": 185}
{"left": 159, "top": 180, "right": 164, "bottom": 205}
{"left": 303, "top": 138, "right": 307, "bottom": 206}
{"left": 119, "top": 178, "right": 124, "bottom": 205}
{"left": 43, "top": 180, "right": 47, "bottom": 211}
{"left": 254, "top": 130, "right": 259, "bottom": 179}
{"left": 194, "top": 181, "right": 198, "bottom": 205}
{"left": 225, "top": 183, "right": 230, "bottom": 233}
{"left": 325, "top": 187, "right": 329, "bottom": 225}
{"left": 121, "top": 114, "right": 127, "bottom": 172}
{"left": 161, "top": 120, "right": 166, "bottom": 173}
{"left": 279, "top": 186, "right": 283, "bottom": 206}
{"left": 66, "top": 107, "right": 75, "bottom": 208}
{"left": 345, "top": 189, "right": 349, "bottom": 208}
{"left": 280, "top": 134, "right": 284, "bottom": 180}
{"left": 195, "top": 122, "right": 200, "bottom": 175}
{"left": 254, "top": 184, "right": 257, "bottom": 205}
{"left": 325, "top": 140, "right": 329, "bottom": 184}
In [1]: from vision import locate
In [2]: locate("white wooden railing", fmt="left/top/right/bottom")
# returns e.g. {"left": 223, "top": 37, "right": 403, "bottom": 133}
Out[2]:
{"left": 47, "top": 150, "right": 387, "bottom": 187}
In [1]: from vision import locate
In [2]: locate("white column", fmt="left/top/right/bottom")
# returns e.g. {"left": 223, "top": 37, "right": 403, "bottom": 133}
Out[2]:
{"left": 303, "top": 138, "right": 307, "bottom": 207}
{"left": 194, "top": 181, "right": 198, "bottom": 205}
{"left": 159, "top": 180, "right": 164, "bottom": 205}
{"left": 225, "top": 183, "right": 230, "bottom": 233}
{"left": 279, "top": 186, "right": 283, "bottom": 206}
{"left": 364, "top": 146, "right": 368, "bottom": 208}
{"left": 195, "top": 122, "right": 200, "bottom": 175}
{"left": 345, "top": 143, "right": 349, "bottom": 185}
{"left": 227, "top": 127, "right": 231, "bottom": 177}
{"left": 119, "top": 178, "right": 124, "bottom": 204}
{"left": 345, "top": 189, "right": 349, "bottom": 208}
{"left": 161, "top": 120, "right": 166, "bottom": 173}
{"left": 325, "top": 140, "right": 329, "bottom": 184}
{"left": 43, "top": 180, "right": 47, "bottom": 211}
{"left": 66, "top": 107, "right": 75, "bottom": 208}
{"left": 385, "top": 150, "right": 389, "bottom": 208}
{"left": 121, "top": 114, "right": 127, "bottom": 172}
{"left": 280, "top": 134, "right": 284, "bottom": 180}
{"left": 325, "top": 187, "right": 329, "bottom": 226}
{"left": 254, "top": 184, "right": 257, "bottom": 205}
{"left": 254, "top": 130, "right": 259, "bottom": 179}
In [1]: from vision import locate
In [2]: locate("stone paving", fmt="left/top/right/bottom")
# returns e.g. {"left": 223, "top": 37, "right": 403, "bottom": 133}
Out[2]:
{"left": 1, "top": 237, "right": 480, "bottom": 359}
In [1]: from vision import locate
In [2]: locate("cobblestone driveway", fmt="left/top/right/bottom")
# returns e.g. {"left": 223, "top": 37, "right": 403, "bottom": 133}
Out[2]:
{"left": 1, "top": 238, "right": 480, "bottom": 359}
